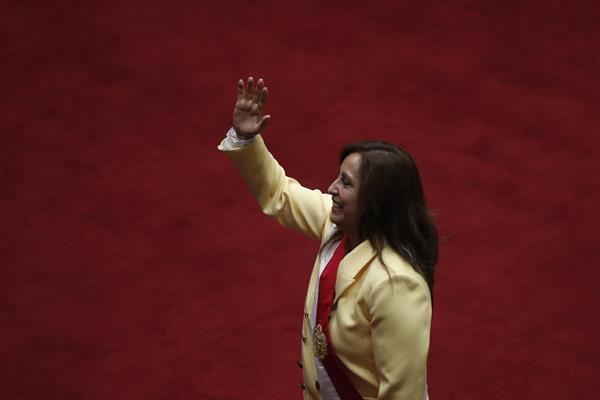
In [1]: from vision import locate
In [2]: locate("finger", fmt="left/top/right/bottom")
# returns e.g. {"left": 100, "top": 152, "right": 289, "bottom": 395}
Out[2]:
{"left": 237, "top": 79, "right": 244, "bottom": 101}
{"left": 245, "top": 76, "right": 254, "bottom": 99}
{"left": 258, "top": 114, "right": 271, "bottom": 132}
{"left": 254, "top": 78, "right": 264, "bottom": 102}
{"left": 259, "top": 86, "right": 268, "bottom": 107}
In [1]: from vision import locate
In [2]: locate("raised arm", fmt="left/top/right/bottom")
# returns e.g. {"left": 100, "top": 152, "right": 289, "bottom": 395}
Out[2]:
{"left": 222, "top": 77, "right": 332, "bottom": 241}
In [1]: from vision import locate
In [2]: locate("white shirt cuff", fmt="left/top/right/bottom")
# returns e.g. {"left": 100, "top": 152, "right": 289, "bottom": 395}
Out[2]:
{"left": 217, "top": 127, "right": 256, "bottom": 151}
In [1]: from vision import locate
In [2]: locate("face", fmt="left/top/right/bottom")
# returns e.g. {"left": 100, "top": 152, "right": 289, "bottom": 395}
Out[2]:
{"left": 328, "top": 152, "right": 362, "bottom": 235}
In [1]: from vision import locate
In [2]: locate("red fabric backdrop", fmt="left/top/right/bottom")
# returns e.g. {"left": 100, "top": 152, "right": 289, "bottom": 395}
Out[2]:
{"left": 2, "top": 1, "right": 599, "bottom": 398}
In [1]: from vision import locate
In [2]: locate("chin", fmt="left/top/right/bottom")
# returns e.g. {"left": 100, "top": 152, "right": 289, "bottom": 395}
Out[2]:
{"left": 329, "top": 214, "right": 344, "bottom": 229}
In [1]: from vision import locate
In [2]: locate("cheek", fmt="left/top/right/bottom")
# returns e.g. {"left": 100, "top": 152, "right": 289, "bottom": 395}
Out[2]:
{"left": 348, "top": 193, "right": 361, "bottom": 213}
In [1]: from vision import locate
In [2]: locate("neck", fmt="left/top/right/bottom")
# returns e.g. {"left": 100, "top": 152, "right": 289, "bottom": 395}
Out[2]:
{"left": 345, "top": 230, "right": 361, "bottom": 253}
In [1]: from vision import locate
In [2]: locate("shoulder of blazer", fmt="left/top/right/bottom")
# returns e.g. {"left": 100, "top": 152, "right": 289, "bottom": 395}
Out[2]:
{"left": 362, "top": 246, "right": 431, "bottom": 298}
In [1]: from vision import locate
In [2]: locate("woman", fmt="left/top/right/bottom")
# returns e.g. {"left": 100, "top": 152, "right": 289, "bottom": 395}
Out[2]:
{"left": 219, "top": 77, "right": 438, "bottom": 400}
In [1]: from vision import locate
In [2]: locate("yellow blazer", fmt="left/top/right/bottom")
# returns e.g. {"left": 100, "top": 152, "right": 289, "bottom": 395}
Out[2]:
{"left": 225, "top": 135, "right": 432, "bottom": 400}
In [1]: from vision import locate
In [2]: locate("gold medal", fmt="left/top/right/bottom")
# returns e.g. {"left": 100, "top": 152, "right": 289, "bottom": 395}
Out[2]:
{"left": 313, "top": 324, "right": 328, "bottom": 360}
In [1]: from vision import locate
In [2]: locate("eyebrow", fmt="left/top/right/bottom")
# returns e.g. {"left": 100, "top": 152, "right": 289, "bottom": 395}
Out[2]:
{"left": 340, "top": 171, "right": 354, "bottom": 183}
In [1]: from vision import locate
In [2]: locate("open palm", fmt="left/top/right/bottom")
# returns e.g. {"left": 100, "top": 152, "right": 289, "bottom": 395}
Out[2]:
{"left": 233, "top": 77, "right": 271, "bottom": 138}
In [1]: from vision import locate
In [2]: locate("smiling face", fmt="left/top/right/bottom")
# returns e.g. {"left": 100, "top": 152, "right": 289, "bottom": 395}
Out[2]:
{"left": 328, "top": 152, "right": 362, "bottom": 238}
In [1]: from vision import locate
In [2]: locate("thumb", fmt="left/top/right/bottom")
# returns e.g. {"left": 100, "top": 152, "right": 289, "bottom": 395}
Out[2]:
{"left": 258, "top": 115, "right": 271, "bottom": 132}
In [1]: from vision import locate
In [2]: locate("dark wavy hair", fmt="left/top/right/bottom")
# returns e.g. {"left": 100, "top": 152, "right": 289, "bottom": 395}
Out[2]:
{"left": 323, "top": 141, "right": 439, "bottom": 293}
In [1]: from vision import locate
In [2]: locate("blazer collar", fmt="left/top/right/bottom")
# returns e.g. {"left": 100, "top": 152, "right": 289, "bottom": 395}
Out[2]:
{"left": 333, "top": 239, "right": 377, "bottom": 304}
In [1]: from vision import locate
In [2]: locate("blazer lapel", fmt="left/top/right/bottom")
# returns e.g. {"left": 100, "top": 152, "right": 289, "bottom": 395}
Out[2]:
{"left": 333, "top": 240, "right": 377, "bottom": 305}
{"left": 304, "top": 257, "right": 320, "bottom": 318}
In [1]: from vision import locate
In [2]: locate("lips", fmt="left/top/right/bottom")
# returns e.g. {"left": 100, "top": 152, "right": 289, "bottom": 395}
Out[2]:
{"left": 331, "top": 198, "right": 343, "bottom": 214}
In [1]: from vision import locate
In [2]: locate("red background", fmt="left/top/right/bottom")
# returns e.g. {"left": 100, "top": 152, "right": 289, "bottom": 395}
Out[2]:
{"left": 2, "top": 1, "right": 599, "bottom": 398}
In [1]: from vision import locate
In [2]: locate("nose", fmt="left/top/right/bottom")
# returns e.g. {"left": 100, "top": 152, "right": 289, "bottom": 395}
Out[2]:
{"left": 327, "top": 179, "right": 338, "bottom": 195}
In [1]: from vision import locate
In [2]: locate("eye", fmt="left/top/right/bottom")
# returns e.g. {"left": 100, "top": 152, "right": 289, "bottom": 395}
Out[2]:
{"left": 341, "top": 176, "right": 351, "bottom": 187}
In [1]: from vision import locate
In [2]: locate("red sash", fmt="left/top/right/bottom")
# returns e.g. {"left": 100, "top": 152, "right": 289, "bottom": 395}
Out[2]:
{"left": 316, "top": 237, "right": 363, "bottom": 400}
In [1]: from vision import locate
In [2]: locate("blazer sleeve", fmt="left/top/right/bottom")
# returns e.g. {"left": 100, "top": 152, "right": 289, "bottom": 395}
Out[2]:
{"left": 222, "top": 134, "right": 331, "bottom": 241}
{"left": 369, "top": 272, "right": 432, "bottom": 400}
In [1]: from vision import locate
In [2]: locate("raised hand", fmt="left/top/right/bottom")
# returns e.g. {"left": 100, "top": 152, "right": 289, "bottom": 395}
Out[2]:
{"left": 232, "top": 77, "right": 271, "bottom": 138}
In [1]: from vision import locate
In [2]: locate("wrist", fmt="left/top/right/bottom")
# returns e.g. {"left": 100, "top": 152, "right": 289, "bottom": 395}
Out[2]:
{"left": 232, "top": 126, "right": 257, "bottom": 140}
{"left": 228, "top": 127, "right": 256, "bottom": 144}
